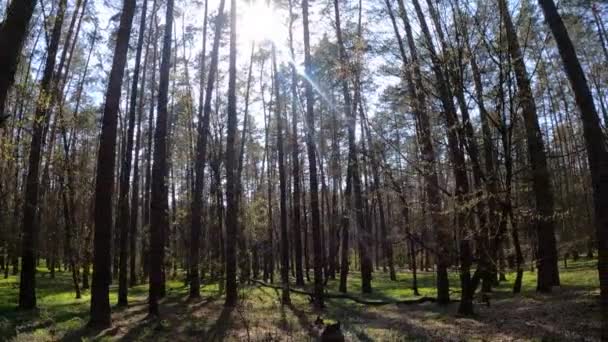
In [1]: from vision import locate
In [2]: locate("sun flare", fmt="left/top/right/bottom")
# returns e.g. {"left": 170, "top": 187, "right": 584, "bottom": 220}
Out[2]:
{"left": 239, "top": 0, "right": 285, "bottom": 46}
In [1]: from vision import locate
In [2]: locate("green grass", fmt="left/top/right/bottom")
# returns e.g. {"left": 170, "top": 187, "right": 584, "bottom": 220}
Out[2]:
{"left": 0, "top": 259, "right": 600, "bottom": 341}
{"left": 0, "top": 268, "right": 196, "bottom": 341}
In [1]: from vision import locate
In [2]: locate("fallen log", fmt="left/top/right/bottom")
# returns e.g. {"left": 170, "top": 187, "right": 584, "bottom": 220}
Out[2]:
{"left": 252, "top": 279, "right": 439, "bottom": 306}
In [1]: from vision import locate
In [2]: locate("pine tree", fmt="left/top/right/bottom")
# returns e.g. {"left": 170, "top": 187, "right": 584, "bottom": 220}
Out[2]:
{"left": 90, "top": 0, "right": 137, "bottom": 327}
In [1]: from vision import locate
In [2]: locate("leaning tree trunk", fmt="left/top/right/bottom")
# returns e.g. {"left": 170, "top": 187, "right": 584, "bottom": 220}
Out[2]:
{"left": 0, "top": 0, "right": 37, "bottom": 124}
{"left": 499, "top": 0, "right": 560, "bottom": 292}
{"left": 538, "top": 0, "right": 608, "bottom": 337}
{"left": 90, "top": 0, "right": 137, "bottom": 327}
{"left": 396, "top": 0, "right": 451, "bottom": 307}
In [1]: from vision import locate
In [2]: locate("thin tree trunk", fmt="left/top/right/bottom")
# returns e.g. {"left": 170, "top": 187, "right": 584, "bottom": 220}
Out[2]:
{"left": 273, "top": 45, "right": 290, "bottom": 305}
{"left": 288, "top": 0, "right": 304, "bottom": 287}
{"left": 333, "top": 0, "right": 370, "bottom": 294}
{"left": 224, "top": 0, "right": 239, "bottom": 307}
{"left": 131, "top": 0, "right": 156, "bottom": 288}
{"left": 189, "top": 0, "right": 223, "bottom": 299}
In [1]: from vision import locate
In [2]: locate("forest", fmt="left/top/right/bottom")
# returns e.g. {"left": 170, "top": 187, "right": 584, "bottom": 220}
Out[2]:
{"left": 0, "top": 0, "right": 606, "bottom": 340}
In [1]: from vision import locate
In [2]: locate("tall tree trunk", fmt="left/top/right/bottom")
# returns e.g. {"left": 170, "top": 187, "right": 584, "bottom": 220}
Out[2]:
{"left": 273, "top": 45, "right": 290, "bottom": 305}
{"left": 411, "top": 0, "right": 470, "bottom": 310}
{"left": 131, "top": 0, "right": 156, "bottom": 288}
{"left": 361, "top": 105, "right": 395, "bottom": 280}
{"left": 538, "top": 0, "right": 608, "bottom": 336}
{"left": 18, "top": 0, "right": 66, "bottom": 311}
{"left": 333, "top": 0, "right": 371, "bottom": 294}
{"left": 499, "top": 0, "right": 560, "bottom": 292}
{"left": 90, "top": 0, "right": 137, "bottom": 327}
{"left": 395, "top": 0, "right": 451, "bottom": 306}
{"left": 189, "top": 0, "right": 224, "bottom": 299}
{"left": 302, "top": 0, "right": 324, "bottom": 308}
{"left": 339, "top": 164, "right": 352, "bottom": 293}
{"left": 149, "top": 0, "right": 173, "bottom": 317}
{"left": 288, "top": 0, "right": 304, "bottom": 287}
{"left": 118, "top": 0, "right": 148, "bottom": 306}
{"left": 224, "top": 0, "right": 239, "bottom": 307}
{"left": 235, "top": 43, "right": 254, "bottom": 285}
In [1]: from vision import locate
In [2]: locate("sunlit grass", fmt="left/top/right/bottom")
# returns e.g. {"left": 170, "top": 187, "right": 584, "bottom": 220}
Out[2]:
{"left": 0, "top": 258, "right": 599, "bottom": 341}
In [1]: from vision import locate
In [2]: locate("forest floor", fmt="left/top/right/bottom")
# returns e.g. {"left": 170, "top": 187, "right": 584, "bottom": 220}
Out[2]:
{"left": 0, "top": 259, "right": 600, "bottom": 341}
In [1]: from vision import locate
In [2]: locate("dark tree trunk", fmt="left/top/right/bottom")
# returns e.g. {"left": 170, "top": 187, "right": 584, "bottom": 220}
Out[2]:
{"left": 539, "top": 0, "right": 608, "bottom": 336}
{"left": 118, "top": 0, "right": 148, "bottom": 306}
{"left": 499, "top": 0, "right": 560, "bottom": 292}
{"left": 18, "top": 0, "right": 66, "bottom": 311}
{"left": 148, "top": 0, "right": 173, "bottom": 316}
{"left": 90, "top": 0, "right": 137, "bottom": 327}
{"left": 224, "top": 0, "right": 239, "bottom": 307}
{"left": 0, "top": 0, "right": 36, "bottom": 124}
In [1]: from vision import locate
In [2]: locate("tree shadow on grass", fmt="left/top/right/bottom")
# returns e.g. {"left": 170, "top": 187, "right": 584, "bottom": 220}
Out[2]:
{"left": 60, "top": 324, "right": 120, "bottom": 342}
{"left": 285, "top": 302, "right": 315, "bottom": 339}
{"left": 202, "top": 305, "right": 234, "bottom": 341}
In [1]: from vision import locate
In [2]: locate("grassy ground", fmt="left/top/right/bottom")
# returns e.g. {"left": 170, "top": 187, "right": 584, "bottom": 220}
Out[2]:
{"left": 0, "top": 259, "right": 600, "bottom": 341}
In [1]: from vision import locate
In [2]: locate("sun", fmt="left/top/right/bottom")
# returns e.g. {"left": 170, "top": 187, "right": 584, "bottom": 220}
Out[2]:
{"left": 239, "top": 0, "right": 285, "bottom": 46}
